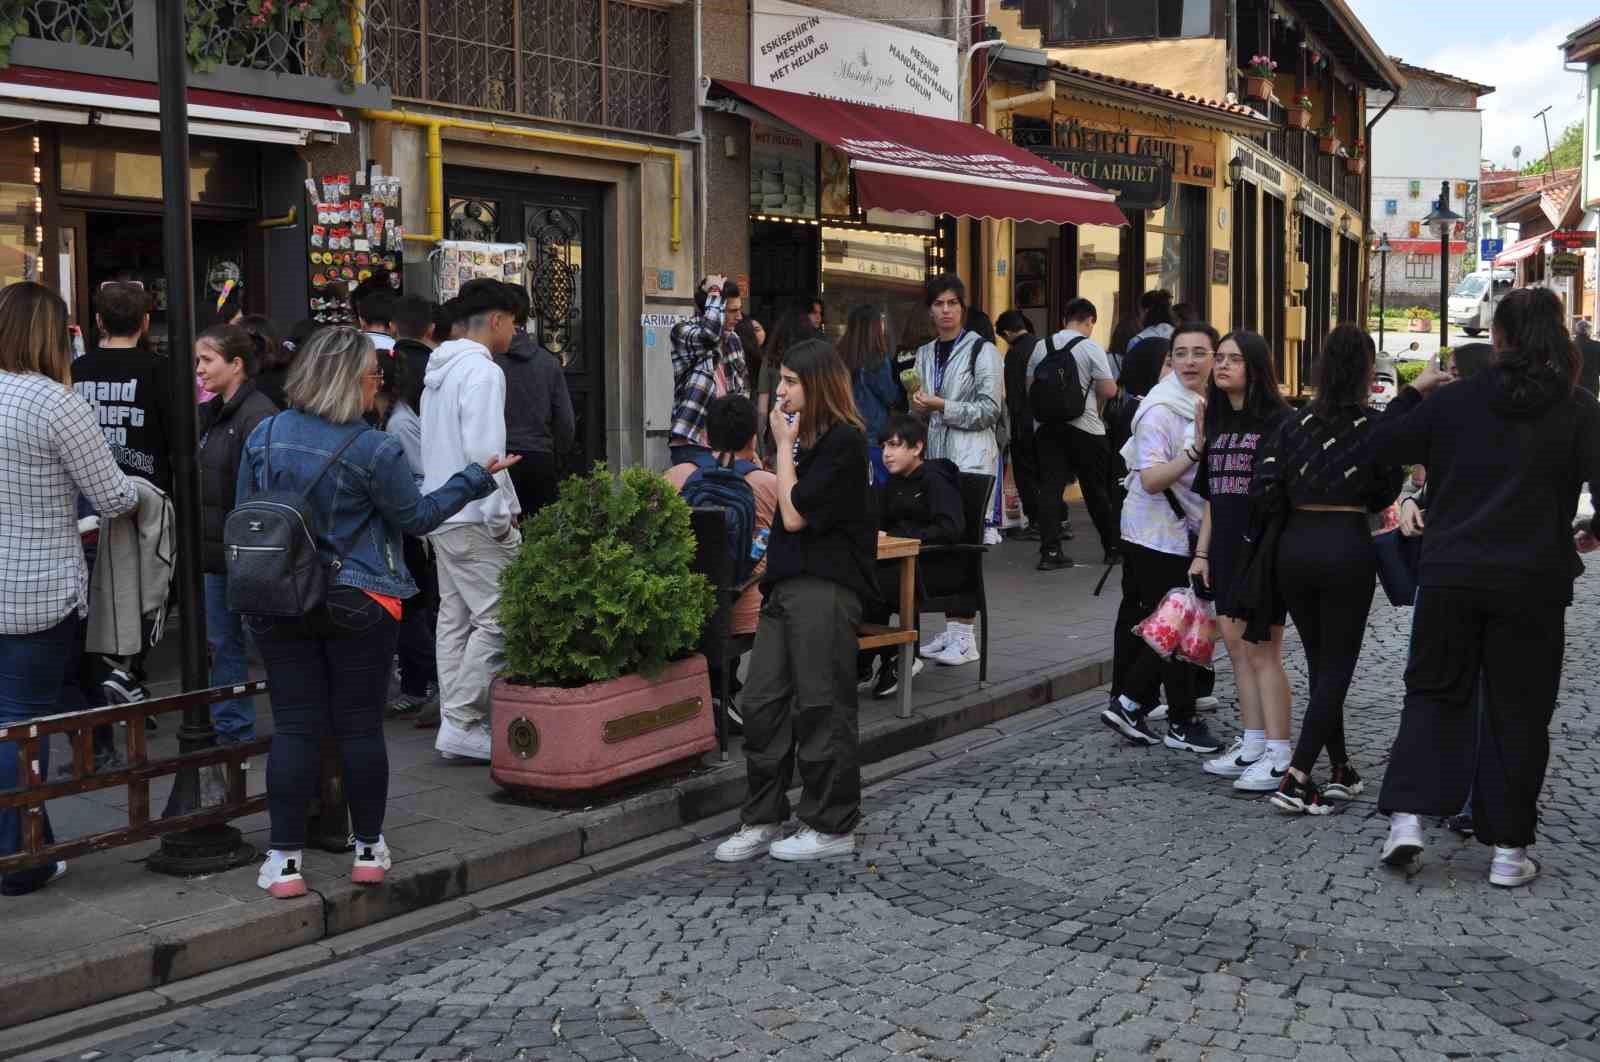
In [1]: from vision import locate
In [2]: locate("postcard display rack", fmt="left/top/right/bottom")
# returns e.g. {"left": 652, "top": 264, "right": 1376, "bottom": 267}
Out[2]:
{"left": 306, "top": 170, "right": 406, "bottom": 325}
{"left": 433, "top": 241, "right": 529, "bottom": 301}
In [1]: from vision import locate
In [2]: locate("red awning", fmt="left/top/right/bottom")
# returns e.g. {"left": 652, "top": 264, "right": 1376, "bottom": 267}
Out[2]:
{"left": 1384, "top": 238, "right": 1467, "bottom": 254}
{"left": 1494, "top": 233, "right": 1546, "bottom": 266}
{"left": 710, "top": 80, "right": 1126, "bottom": 227}
{"left": 0, "top": 65, "right": 350, "bottom": 138}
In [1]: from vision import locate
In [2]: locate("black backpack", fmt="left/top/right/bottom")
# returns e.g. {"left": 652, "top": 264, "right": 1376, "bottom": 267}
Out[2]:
{"left": 680, "top": 454, "right": 761, "bottom": 590}
{"left": 224, "top": 416, "right": 368, "bottom": 617}
{"left": 1028, "top": 334, "right": 1090, "bottom": 428}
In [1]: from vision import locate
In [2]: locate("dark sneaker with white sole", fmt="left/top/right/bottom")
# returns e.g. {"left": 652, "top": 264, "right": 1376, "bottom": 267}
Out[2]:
{"left": 1322, "top": 763, "right": 1364, "bottom": 801}
{"left": 1164, "top": 718, "right": 1223, "bottom": 754}
{"left": 1271, "top": 773, "right": 1333, "bottom": 816}
{"left": 1100, "top": 697, "right": 1159, "bottom": 746}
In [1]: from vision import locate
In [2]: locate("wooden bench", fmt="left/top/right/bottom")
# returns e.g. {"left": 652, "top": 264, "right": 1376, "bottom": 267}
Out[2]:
{"left": 858, "top": 534, "right": 921, "bottom": 717}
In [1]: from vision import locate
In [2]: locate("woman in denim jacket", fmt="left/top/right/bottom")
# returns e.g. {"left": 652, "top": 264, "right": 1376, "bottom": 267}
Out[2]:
{"left": 236, "top": 327, "right": 519, "bottom": 898}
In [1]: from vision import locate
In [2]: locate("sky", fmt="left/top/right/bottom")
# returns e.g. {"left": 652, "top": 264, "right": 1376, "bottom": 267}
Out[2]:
{"left": 1346, "top": 0, "right": 1590, "bottom": 168}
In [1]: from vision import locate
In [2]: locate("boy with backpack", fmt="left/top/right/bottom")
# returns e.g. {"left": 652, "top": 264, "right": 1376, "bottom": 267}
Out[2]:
{"left": 1028, "top": 297, "right": 1119, "bottom": 571}
{"left": 862, "top": 414, "right": 965, "bottom": 697}
{"left": 665, "top": 395, "right": 777, "bottom": 719}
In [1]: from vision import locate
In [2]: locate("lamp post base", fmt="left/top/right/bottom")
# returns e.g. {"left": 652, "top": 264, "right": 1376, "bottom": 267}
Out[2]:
{"left": 147, "top": 824, "right": 256, "bottom": 877}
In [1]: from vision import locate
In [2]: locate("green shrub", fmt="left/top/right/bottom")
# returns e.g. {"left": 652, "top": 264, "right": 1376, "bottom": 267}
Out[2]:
{"left": 499, "top": 465, "right": 715, "bottom": 688}
{"left": 1405, "top": 306, "right": 1437, "bottom": 320}
{"left": 1397, "top": 361, "right": 1425, "bottom": 386}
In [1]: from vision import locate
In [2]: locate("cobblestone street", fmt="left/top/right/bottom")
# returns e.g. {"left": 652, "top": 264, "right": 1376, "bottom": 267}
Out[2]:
{"left": 71, "top": 573, "right": 1600, "bottom": 1062}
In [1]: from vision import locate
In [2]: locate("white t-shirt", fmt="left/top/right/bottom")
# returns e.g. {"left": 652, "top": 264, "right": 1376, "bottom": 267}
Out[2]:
{"left": 1028, "top": 327, "right": 1114, "bottom": 436}
{"left": 365, "top": 331, "right": 396, "bottom": 351}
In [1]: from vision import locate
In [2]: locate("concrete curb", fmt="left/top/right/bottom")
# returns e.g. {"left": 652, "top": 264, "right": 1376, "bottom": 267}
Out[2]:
{"left": 1, "top": 654, "right": 1111, "bottom": 1050}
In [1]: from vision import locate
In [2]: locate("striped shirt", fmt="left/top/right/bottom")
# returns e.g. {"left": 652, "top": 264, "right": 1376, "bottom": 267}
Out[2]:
{"left": 0, "top": 371, "right": 138, "bottom": 634}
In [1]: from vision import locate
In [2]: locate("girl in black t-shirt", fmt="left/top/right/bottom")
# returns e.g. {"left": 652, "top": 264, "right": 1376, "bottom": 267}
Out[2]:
{"left": 715, "top": 338, "right": 876, "bottom": 865}
{"left": 1189, "top": 331, "right": 1292, "bottom": 795}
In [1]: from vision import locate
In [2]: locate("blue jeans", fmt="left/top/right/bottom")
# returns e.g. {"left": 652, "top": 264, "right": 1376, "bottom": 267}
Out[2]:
{"left": 245, "top": 587, "right": 398, "bottom": 849}
{"left": 0, "top": 617, "right": 76, "bottom": 891}
{"left": 204, "top": 573, "right": 255, "bottom": 743}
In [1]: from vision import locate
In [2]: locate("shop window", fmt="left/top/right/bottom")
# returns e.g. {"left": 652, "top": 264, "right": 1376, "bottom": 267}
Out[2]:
{"left": 1408, "top": 180, "right": 1421, "bottom": 198}
{"left": 819, "top": 226, "right": 938, "bottom": 353}
{"left": 1145, "top": 184, "right": 1208, "bottom": 311}
{"left": 1046, "top": 0, "right": 1210, "bottom": 44}
{"left": 1384, "top": 199, "right": 1398, "bottom": 215}
{"left": 57, "top": 128, "right": 258, "bottom": 207}
{"left": 0, "top": 128, "right": 38, "bottom": 288}
{"left": 1404, "top": 254, "right": 1434, "bottom": 280}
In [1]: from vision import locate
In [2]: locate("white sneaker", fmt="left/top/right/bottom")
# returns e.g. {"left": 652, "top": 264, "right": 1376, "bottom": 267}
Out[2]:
{"left": 1381, "top": 813, "right": 1424, "bottom": 867}
{"left": 1233, "top": 756, "right": 1289, "bottom": 792}
{"left": 713, "top": 823, "right": 782, "bottom": 862}
{"left": 983, "top": 526, "right": 1003, "bottom": 545}
{"left": 1195, "top": 696, "right": 1221, "bottom": 711}
{"left": 856, "top": 656, "right": 880, "bottom": 691}
{"left": 436, "top": 719, "right": 492, "bottom": 762}
{"left": 1489, "top": 846, "right": 1540, "bottom": 888}
{"left": 920, "top": 629, "right": 951, "bottom": 657}
{"left": 1147, "top": 703, "right": 1167, "bottom": 721}
{"left": 769, "top": 827, "right": 855, "bottom": 862}
{"left": 1202, "top": 738, "right": 1261, "bottom": 779}
{"left": 932, "top": 628, "right": 979, "bottom": 666}
{"left": 257, "top": 849, "right": 307, "bottom": 898}
{"left": 351, "top": 837, "right": 392, "bottom": 885}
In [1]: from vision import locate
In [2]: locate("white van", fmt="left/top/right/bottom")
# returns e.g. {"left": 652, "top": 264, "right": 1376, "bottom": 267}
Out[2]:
{"left": 1447, "top": 269, "right": 1514, "bottom": 336}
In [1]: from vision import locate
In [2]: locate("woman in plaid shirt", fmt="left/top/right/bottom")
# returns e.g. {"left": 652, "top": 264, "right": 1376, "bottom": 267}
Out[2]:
{"left": 0, "top": 282, "right": 137, "bottom": 896}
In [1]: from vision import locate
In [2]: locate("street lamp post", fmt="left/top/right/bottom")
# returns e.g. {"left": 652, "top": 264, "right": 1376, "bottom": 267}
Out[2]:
{"left": 1421, "top": 179, "right": 1462, "bottom": 354}
{"left": 147, "top": 0, "right": 253, "bottom": 876}
{"left": 1374, "top": 232, "right": 1392, "bottom": 354}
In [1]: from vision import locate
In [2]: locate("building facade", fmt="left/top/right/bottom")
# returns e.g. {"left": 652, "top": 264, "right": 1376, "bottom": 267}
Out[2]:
{"left": 1562, "top": 17, "right": 1600, "bottom": 329}
{"left": 1365, "top": 61, "right": 1491, "bottom": 311}
{"left": 985, "top": 0, "right": 1401, "bottom": 393}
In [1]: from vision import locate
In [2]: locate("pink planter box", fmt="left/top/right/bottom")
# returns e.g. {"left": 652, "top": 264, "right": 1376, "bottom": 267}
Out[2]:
{"left": 490, "top": 654, "right": 716, "bottom": 792}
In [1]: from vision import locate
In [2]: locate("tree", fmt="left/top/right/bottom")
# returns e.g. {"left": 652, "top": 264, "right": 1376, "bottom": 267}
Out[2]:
{"left": 1521, "top": 120, "right": 1584, "bottom": 175}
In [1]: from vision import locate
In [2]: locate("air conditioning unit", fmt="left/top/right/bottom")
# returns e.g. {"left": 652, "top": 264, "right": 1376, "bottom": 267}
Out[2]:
{"left": 1284, "top": 306, "right": 1307, "bottom": 341}
{"left": 1290, "top": 261, "right": 1310, "bottom": 290}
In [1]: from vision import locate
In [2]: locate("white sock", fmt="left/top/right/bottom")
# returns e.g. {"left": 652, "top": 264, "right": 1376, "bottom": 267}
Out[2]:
{"left": 1391, "top": 812, "right": 1421, "bottom": 829}
{"left": 1242, "top": 729, "right": 1266, "bottom": 758}
{"left": 949, "top": 621, "right": 972, "bottom": 643}
{"left": 1266, "top": 740, "right": 1291, "bottom": 767}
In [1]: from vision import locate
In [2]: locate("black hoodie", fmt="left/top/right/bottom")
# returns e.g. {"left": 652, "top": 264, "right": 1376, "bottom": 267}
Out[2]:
{"left": 495, "top": 330, "right": 577, "bottom": 456}
{"left": 1370, "top": 362, "right": 1600, "bottom": 604}
{"left": 876, "top": 457, "right": 965, "bottom": 545}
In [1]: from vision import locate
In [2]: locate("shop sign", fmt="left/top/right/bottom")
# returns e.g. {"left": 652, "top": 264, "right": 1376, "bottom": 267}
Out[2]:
{"left": 1053, "top": 116, "right": 1216, "bottom": 186}
{"left": 1030, "top": 148, "right": 1172, "bottom": 211}
{"left": 1211, "top": 249, "right": 1230, "bottom": 285}
{"left": 1551, "top": 229, "right": 1597, "bottom": 250}
{"left": 1551, "top": 252, "right": 1581, "bottom": 278}
{"left": 751, "top": 0, "right": 959, "bottom": 120}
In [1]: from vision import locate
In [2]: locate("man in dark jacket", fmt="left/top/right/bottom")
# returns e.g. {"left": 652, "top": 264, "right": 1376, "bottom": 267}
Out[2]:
{"left": 996, "top": 310, "right": 1042, "bottom": 539}
{"left": 496, "top": 283, "right": 576, "bottom": 516}
{"left": 862, "top": 415, "right": 964, "bottom": 698}
{"left": 1575, "top": 320, "right": 1600, "bottom": 395}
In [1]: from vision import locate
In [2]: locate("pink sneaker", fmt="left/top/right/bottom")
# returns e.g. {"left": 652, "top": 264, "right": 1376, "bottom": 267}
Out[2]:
{"left": 351, "top": 838, "right": 392, "bottom": 885}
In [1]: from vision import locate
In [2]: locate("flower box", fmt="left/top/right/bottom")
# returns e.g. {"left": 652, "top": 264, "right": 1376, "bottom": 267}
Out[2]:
{"left": 1244, "top": 76, "right": 1277, "bottom": 104}
{"left": 1286, "top": 106, "right": 1312, "bottom": 130}
{"left": 491, "top": 654, "right": 716, "bottom": 794}
{"left": 1317, "top": 135, "right": 1342, "bottom": 156}
{"left": 1344, "top": 156, "right": 1365, "bottom": 175}
{"left": 1407, "top": 318, "right": 1431, "bottom": 333}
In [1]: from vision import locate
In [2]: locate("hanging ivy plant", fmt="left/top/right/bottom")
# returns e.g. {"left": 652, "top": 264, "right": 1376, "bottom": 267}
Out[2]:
{"left": 0, "top": 0, "right": 354, "bottom": 83}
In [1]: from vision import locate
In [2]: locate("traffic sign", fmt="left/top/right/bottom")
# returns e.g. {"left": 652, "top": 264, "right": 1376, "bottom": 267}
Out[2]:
{"left": 1480, "top": 238, "right": 1503, "bottom": 258}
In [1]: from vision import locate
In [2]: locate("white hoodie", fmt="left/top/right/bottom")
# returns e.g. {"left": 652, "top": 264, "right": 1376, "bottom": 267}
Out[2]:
{"left": 421, "top": 338, "right": 520, "bottom": 537}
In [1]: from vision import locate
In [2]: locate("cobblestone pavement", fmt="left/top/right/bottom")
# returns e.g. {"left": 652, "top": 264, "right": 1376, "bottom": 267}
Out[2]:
{"left": 77, "top": 575, "right": 1600, "bottom": 1062}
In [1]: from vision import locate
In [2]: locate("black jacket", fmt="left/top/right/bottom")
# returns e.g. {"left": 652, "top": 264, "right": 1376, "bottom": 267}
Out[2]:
{"left": 876, "top": 458, "right": 964, "bottom": 544}
{"left": 198, "top": 381, "right": 278, "bottom": 573}
{"left": 762, "top": 422, "right": 878, "bottom": 603}
{"left": 1370, "top": 362, "right": 1600, "bottom": 604}
{"left": 496, "top": 330, "right": 576, "bottom": 456}
{"left": 1003, "top": 334, "right": 1041, "bottom": 441}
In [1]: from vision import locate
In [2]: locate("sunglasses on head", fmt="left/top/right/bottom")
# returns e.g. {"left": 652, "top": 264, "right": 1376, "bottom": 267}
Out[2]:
{"left": 99, "top": 280, "right": 145, "bottom": 291}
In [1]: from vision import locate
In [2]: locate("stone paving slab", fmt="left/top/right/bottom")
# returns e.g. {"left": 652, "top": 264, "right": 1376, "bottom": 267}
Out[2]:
{"left": 0, "top": 511, "right": 1121, "bottom": 1033}
{"left": 46, "top": 562, "right": 1600, "bottom": 1062}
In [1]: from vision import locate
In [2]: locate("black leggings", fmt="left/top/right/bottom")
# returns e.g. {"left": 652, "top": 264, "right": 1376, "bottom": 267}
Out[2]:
{"left": 1118, "top": 543, "right": 1197, "bottom": 725}
{"left": 1277, "top": 511, "right": 1375, "bottom": 774}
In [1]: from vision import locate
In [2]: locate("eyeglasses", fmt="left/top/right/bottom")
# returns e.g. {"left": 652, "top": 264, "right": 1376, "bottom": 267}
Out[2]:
{"left": 99, "top": 280, "right": 145, "bottom": 291}
{"left": 1212, "top": 352, "right": 1247, "bottom": 367}
{"left": 1171, "top": 348, "right": 1214, "bottom": 361}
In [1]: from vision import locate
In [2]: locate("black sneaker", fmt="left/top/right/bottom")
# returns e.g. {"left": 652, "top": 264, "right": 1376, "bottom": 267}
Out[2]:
{"left": 1014, "top": 526, "right": 1042, "bottom": 541}
{"left": 1444, "top": 811, "right": 1475, "bottom": 837}
{"left": 100, "top": 667, "right": 147, "bottom": 705}
{"left": 1323, "top": 763, "right": 1364, "bottom": 801}
{"left": 872, "top": 657, "right": 925, "bottom": 699}
{"left": 1101, "top": 697, "right": 1159, "bottom": 746}
{"left": 1270, "top": 773, "right": 1333, "bottom": 816}
{"left": 1037, "top": 550, "right": 1075, "bottom": 572}
{"left": 1164, "top": 718, "right": 1224, "bottom": 753}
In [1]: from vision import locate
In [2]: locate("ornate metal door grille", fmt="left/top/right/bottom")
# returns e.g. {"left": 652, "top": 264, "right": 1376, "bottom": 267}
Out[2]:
{"left": 364, "top": 0, "right": 672, "bottom": 134}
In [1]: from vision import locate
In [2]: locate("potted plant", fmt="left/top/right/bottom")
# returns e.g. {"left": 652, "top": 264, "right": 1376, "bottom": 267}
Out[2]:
{"left": 1406, "top": 305, "right": 1436, "bottom": 332}
{"left": 491, "top": 466, "right": 718, "bottom": 794}
{"left": 1243, "top": 55, "right": 1278, "bottom": 105}
{"left": 1315, "top": 123, "right": 1342, "bottom": 156}
{"left": 1286, "top": 94, "right": 1313, "bottom": 129}
{"left": 1345, "top": 138, "right": 1366, "bottom": 174}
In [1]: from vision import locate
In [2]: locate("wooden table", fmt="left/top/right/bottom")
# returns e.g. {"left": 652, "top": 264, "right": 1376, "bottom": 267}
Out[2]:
{"left": 857, "top": 534, "right": 921, "bottom": 718}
